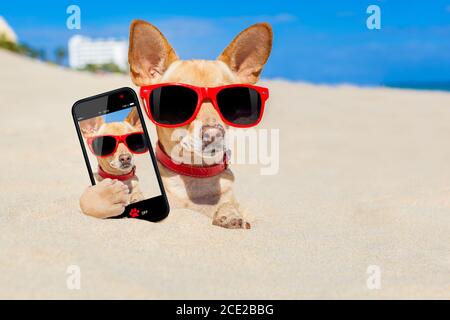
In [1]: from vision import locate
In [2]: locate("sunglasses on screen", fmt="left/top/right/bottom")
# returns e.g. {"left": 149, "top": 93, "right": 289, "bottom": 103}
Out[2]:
{"left": 139, "top": 83, "right": 269, "bottom": 128}
{"left": 86, "top": 132, "right": 148, "bottom": 157}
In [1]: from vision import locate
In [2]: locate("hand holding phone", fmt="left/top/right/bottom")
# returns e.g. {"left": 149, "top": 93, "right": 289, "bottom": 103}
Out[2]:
{"left": 72, "top": 87, "right": 170, "bottom": 222}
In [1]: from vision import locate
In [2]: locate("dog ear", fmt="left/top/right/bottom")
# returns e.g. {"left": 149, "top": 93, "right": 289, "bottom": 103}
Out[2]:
{"left": 79, "top": 117, "right": 104, "bottom": 138}
{"left": 128, "top": 20, "right": 178, "bottom": 86}
{"left": 125, "top": 108, "right": 143, "bottom": 131}
{"left": 218, "top": 23, "right": 272, "bottom": 84}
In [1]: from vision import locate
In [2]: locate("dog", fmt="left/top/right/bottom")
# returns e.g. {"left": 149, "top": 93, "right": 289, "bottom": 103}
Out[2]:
{"left": 80, "top": 20, "right": 272, "bottom": 228}
{"left": 79, "top": 108, "right": 144, "bottom": 218}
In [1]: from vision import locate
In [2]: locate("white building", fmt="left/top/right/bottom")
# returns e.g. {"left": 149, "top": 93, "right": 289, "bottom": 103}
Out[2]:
{"left": 68, "top": 35, "right": 128, "bottom": 71}
{"left": 0, "top": 16, "right": 18, "bottom": 43}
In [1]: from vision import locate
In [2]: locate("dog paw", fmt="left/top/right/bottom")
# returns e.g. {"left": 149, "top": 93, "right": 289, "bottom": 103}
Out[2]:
{"left": 212, "top": 202, "right": 251, "bottom": 229}
{"left": 80, "top": 179, "right": 130, "bottom": 219}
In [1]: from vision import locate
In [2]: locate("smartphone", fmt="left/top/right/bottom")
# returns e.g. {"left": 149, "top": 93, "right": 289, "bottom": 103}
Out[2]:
{"left": 72, "top": 87, "right": 169, "bottom": 222}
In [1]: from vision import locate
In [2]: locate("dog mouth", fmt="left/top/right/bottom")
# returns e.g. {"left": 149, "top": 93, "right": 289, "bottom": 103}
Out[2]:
{"left": 181, "top": 123, "right": 226, "bottom": 153}
{"left": 202, "top": 142, "right": 226, "bottom": 157}
{"left": 120, "top": 163, "right": 133, "bottom": 170}
{"left": 180, "top": 135, "right": 226, "bottom": 158}
{"left": 108, "top": 158, "right": 134, "bottom": 171}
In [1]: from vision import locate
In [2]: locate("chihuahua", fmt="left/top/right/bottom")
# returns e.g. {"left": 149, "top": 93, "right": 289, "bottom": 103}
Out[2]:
{"left": 80, "top": 20, "right": 272, "bottom": 228}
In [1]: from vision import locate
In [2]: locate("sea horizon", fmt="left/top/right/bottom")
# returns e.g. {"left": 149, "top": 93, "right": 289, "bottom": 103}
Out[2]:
{"left": 383, "top": 81, "right": 450, "bottom": 92}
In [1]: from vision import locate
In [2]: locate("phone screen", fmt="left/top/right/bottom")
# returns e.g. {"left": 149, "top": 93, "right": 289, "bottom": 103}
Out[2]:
{"left": 73, "top": 88, "right": 169, "bottom": 221}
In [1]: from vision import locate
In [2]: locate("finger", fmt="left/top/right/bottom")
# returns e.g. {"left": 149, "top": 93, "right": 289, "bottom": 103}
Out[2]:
{"left": 111, "top": 182, "right": 128, "bottom": 194}
{"left": 99, "top": 178, "right": 113, "bottom": 186}
{"left": 113, "top": 192, "right": 130, "bottom": 205}
{"left": 106, "top": 203, "right": 126, "bottom": 217}
{"left": 110, "top": 179, "right": 120, "bottom": 185}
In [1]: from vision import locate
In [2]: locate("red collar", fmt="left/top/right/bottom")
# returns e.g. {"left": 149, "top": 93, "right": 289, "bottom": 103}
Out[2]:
{"left": 97, "top": 165, "right": 136, "bottom": 181}
{"left": 155, "top": 142, "right": 228, "bottom": 178}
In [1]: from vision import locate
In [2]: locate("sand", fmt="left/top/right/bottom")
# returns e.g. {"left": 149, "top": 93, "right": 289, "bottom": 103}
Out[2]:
{"left": 1, "top": 49, "right": 450, "bottom": 299}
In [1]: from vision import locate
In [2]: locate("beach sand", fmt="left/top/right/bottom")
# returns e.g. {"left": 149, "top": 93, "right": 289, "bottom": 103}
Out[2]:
{"left": 1, "top": 49, "right": 450, "bottom": 299}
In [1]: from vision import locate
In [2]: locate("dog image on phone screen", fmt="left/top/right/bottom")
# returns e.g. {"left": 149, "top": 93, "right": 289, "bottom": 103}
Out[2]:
{"left": 79, "top": 108, "right": 145, "bottom": 217}
{"left": 80, "top": 20, "right": 272, "bottom": 228}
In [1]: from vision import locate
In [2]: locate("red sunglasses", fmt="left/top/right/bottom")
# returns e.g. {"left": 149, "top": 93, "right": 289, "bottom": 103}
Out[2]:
{"left": 139, "top": 83, "right": 269, "bottom": 128}
{"left": 86, "top": 132, "right": 148, "bottom": 158}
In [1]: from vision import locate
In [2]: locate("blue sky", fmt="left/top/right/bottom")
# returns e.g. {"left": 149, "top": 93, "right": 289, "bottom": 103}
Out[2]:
{"left": 103, "top": 107, "right": 134, "bottom": 123}
{"left": 2, "top": 0, "right": 450, "bottom": 85}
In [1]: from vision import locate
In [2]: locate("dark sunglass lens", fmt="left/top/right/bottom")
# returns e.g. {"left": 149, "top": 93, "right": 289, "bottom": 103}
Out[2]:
{"left": 216, "top": 87, "right": 262, "bottom": 125}
{"left": 150, "top": 86, "right": 198, "bottom": 125}
{"left": 91, "top": 136, "right": 116, "bottom": 156}
{"left": 126, "top": 133, "right": 148, "bottom": 153}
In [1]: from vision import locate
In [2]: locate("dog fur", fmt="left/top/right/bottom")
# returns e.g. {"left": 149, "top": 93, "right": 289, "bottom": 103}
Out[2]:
{"left": 80, "top": 20, "right": 272, "bottom": 229}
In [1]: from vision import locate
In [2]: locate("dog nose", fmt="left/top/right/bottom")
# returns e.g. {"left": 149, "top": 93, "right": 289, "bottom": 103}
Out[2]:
{"left": 201, "top": 124, "right": 225, "bottom": 148}
{"left": 119, "top": 154, "right": 132, "bottom": 164}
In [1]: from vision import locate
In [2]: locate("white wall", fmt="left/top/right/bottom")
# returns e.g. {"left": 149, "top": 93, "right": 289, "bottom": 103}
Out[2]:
{"left": 68, "top": 35, "right": 128, "bottom": 70}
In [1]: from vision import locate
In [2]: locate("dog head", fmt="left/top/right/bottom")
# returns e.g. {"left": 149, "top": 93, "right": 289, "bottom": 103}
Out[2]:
{"left": 128, "top": 20, "right": 272, "bottom": 164}
{"left": 80, "top": 108, "right": 142, "bottom": 175}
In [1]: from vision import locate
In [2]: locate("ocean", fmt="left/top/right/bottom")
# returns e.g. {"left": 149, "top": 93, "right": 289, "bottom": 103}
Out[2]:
{"left": 385, "top": 82, "right": 450, "bottom": 92}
